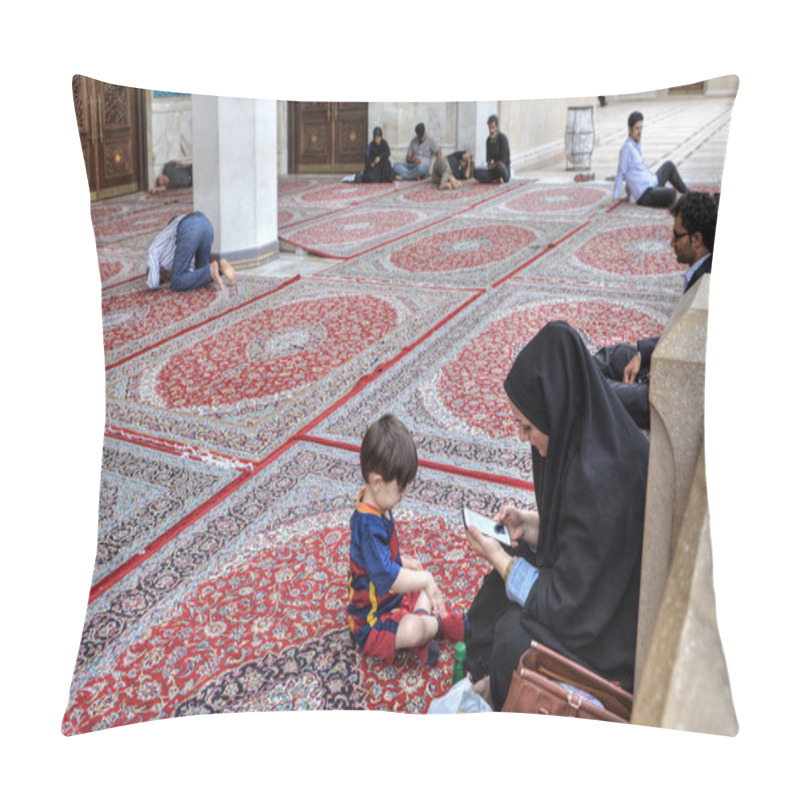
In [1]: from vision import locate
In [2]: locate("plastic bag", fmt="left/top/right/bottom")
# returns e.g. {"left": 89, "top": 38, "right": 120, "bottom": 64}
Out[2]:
{"left": 427, "top": 677, "right": 493, "bottom": 714}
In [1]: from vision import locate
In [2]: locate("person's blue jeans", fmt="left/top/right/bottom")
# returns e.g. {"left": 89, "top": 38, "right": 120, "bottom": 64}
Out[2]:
{"left": 171, "top": 211, "right": 213, "bottom": 291}
{"left": 474, "top": 163, "right": 510, "bottom": 183}
{"left": 393, "top": 161, "right": 429, "bottom": 180}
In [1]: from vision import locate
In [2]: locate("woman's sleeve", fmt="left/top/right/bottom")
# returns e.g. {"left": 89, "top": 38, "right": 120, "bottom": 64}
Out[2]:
{"left": 506, "top": 558, "right": 539, "bottom": 606}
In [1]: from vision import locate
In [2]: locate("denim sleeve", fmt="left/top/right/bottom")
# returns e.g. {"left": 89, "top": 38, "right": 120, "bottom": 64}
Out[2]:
{"left": 505, "top": 558, "right": 540, "bottom": 606}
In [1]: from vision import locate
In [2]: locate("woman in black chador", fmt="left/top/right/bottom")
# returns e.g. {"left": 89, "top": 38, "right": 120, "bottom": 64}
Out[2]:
{"left": 463, "top": 321, "right": 649, "bottom": 709}
{"left": 354, "top": 126, "right": 394, "bottom": 183}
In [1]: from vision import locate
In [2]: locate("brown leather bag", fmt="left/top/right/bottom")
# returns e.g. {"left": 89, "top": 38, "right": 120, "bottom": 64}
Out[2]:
{"left": 501, "top": 640, "right": 633, "bottom": 723}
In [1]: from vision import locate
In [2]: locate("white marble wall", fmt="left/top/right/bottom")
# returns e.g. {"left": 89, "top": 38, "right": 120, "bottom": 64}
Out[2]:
{"left": 367, "top": 101, "right": 457, "bottom": 157}
{"left": 149, "top": 94, "right": 192, "bottom": 185}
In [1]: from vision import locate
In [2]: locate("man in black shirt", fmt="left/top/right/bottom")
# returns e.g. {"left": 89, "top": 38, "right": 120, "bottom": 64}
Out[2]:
{"left": 150, "top": 160, "right": 193, "bottom": 194}
{"left": 474, "top": 115, "right": 510, "bottom": 183}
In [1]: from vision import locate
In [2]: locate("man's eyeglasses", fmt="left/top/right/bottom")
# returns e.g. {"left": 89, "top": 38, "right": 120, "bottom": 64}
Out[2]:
{"left": 672, "top": 230, "right": 690, "bottom": 241}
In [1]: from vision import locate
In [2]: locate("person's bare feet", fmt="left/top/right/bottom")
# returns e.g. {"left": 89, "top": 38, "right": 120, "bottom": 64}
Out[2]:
{"left": 219, "top": 258, "right": 236, "bottom": 286}
{"left": 210, "top": 260, "right": 225, "bottom": 290}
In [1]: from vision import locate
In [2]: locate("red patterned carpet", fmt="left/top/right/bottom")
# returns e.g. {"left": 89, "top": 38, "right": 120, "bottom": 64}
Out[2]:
{"left": 64, "top": 176, "right": 719, "bottom": 734}
{"left": 63, "top": 443, "right": 534, "bottom": 732}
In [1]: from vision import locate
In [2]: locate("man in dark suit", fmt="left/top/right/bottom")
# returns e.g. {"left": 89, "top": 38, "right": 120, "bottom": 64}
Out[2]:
{"left": 594, "top": 191, "right": 718, "bottom": 429}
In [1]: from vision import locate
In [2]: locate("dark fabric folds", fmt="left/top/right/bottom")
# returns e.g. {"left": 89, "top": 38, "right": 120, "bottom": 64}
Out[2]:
{"left": 467, "top": 320, "right": 649, "bottom": 703}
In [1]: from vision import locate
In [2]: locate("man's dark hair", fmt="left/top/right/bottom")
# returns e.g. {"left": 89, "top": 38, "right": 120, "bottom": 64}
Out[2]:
{"left": 671, "top": 191, "right": 719, "bottom": 251}
{"left": 360, "top": 414, "right": 418, "bottom": 489}
{"left": 487, "top": 114, "right": 499, "bottom": 126}
{"left": 627, "top": 111, "right": 643, "bottom": 129}
{"left": 414, "top": 122, "right": 425, "bottom": 138}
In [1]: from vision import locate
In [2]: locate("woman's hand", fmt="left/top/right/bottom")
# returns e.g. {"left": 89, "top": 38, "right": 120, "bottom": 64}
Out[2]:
{"left": 402, "top": 555, "right": 422, "bottom": 571}
{"left": 465, "top": 525, "right": 513, "bottom": 580}
{"left": 495, "top": 505, "right": 540, "bottom": 549}
{"left": 465, "top": 524, "right": 504, "bottom": 562}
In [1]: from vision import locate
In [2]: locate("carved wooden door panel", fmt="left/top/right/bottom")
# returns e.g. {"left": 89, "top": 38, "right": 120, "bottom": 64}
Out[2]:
{"left": 73, "top": 75, "right": 144, "bottom": 200}
{"left": 333, "top": 102, "right": 369, "bottom": 170}
{"left": 290, "top": 102, "right": 368, "bottom": 173}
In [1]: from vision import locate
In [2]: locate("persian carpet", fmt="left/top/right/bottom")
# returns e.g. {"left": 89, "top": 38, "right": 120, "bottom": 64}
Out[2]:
{"left": 102, "top": 274, "right": 292, "bottom": 367}
{"left": 318, "top": 215, "right": 580, "bottom": 289}
{"left": 91, "top": 189, "right": 194, "bottom": 246}
{"left": 367, "top": 177, "right": 523, "bottom": 213}
{"left": 278, "top": 176, "right": 399, "bottom": 229}
{"left": 278, "top": 203, "right": 457, "bottom": 259}
{"left": 92, "top": 436, "right": 241, "bottom": 586}
{"left": 96, "top": 232, "right": 160, "bottom": 289}
{"left": 312, "top": 279, "right": 671, "bottom": 482}
{"left": 62, "top": 441, "right": 536, "bottom": 733}
{"left": 104, "top": 277, "right": 480, "bottom": 462}
{"left": 464, "top": 181, "right": 613, "bottom": 221}
{"left": 510, "top": 211, "right": 688, "bottom": 293}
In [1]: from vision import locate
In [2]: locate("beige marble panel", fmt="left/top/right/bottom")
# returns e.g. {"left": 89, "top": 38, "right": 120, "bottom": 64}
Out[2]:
{"left": 631, "top": 273, "right": 737, "bottom": 734}
{"left": 632, "top": 443, "right": 738, "bottom": 735}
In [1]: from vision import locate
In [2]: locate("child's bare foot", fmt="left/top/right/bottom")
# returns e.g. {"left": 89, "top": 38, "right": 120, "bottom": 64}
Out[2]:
{"left": 220, "top": 257, "right": 236, "bottom": 285}
{"left": 210, "top": 260, "right": 225, "bottom": 290}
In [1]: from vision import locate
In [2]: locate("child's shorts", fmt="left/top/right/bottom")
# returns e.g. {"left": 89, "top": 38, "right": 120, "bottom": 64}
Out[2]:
{"left": 360, "top": 591, "right": 421, "bottom": 664}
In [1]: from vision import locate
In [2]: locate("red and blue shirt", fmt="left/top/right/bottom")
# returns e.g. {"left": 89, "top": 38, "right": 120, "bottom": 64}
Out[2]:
{"left": 346, "top": 490, "right": 403, "bottom": 646}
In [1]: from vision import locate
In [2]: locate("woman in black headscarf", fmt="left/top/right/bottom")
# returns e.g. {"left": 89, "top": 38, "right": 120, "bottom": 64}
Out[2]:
{"left": 355, "top": 127, "right": 394, "bottom": 183}
{"left": 464, "top": 320, "right": 649, "bottom": 709}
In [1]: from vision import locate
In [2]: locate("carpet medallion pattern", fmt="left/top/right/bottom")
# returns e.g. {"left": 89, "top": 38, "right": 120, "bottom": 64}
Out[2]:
{"left": 313, "top": 280, "right": 672, "bottom": 480}
{"left": 102, "top": 275, "right": 289, "bottom": 366}
{"left": 105, "top": 278, "right": 477, "bottom": 461}
{"left": 470, "top": 182, "right": 612, "bottom": 219}
{"left": 512, "top": 214, "right": 686, "bottom": 291}
{"left": 320, "top": 217, "right": 578, "bottom": 288}
{"left": 279, "top": 206, "right": 452, "bottom": 258}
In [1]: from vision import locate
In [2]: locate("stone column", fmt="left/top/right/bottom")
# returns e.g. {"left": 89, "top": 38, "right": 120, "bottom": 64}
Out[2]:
{"left": 632, "top": 273, "right": 737, "bottom": 734}
{"left": 191, "top": 95, "right": 279, "bottom": 269}
{"left": 457, "top": 101, "right": 497, "bottom": 163}
{"left": 631, "top": 442, "right": 738, "bottom": 734}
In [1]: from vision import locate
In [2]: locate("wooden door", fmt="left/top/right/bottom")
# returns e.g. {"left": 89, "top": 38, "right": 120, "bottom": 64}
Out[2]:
{"left": 73, "top": 75, "right": 144, "bottom": 200}
{"left": 290, "top": 102, "right": 368, "bottom": 173}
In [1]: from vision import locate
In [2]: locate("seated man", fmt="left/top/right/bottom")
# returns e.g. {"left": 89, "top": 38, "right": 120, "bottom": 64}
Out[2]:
{"left": 430, "top": 149, "right": 474, "bottom": 190}
{"left": 593, "top": 191, "right": 718, "bottom": 428}
{"left": 150, "top": 160, "right": 193, "bottom": 194}
{"left": 393, "top": 123, "right": 441, "bottom": 181}
{"left": 613, "top": 112, "right": 688, "bottom": 208}
{"left": 474, "top": 115, "right": 510, "bottom": 184}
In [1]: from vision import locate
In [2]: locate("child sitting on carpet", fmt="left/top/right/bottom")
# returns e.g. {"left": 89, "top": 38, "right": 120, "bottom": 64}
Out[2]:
{"left": 346, "top": 414, "right": 466, "bottom": 667}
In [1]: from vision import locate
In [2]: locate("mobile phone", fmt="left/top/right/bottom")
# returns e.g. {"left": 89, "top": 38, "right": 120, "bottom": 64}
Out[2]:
{"left": 462, "top": 507, "right": 511, "bottom": 546}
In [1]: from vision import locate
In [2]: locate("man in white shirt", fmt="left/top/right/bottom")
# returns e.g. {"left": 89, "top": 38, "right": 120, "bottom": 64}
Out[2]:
{"left": 146, "top": 211, "right": 235, "bottom": 291}
{"left": 613, "top": 111, "right": 689, "bottom": 208}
